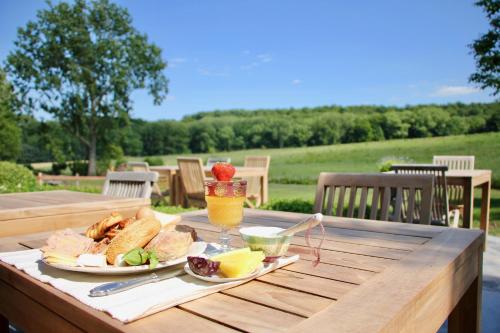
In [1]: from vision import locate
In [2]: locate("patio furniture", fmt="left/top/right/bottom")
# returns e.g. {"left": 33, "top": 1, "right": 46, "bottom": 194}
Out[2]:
{"left": 0, "top": 190, "right": 149, "bottom": 238}
{"left": 433, "top": 155, "right": 475, "bottom": 170}
{"left": 150, "top": 165, "right": 268, "bottom": 207}
{"left": 127, "top": 162, "right": 163, "bottom": 196}
{"left": 102, "top": 171, "right": 159, "bottom": 199}
{"left": 314, "top": 173, "right": 434, "bottom": 224}
{"left": 244, "top": 156, "right": 271, "bottom": 208}
{"left": 390, "top": 164, "right": 460, "bottom": 227}
{"left": 433, "top": 155, "right": 475, "bottom": 219}
{"left": 0, "top": 209, "right": 484, "bottom": 332}
{"left": 177, "top": 157, "right": 206, "bottom": 208}
{"left": 206, "top": 157, "right": 231, "bottom": 168}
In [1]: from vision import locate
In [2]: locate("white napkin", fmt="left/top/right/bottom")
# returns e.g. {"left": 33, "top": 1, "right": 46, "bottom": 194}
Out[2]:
{"left": 0, "top": 249, "right": 298, "bottom": 323}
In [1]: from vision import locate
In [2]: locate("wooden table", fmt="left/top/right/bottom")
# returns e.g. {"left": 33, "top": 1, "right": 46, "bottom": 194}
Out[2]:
{"left": 151, "top": 165, "right": 268, "bottom": 207}
{"left": 445, "top": 170, "right": 491, "bottom": 234}
{"left": 0, "top": 190, "right": 150, "bottom": 238}
{"left": 0, "top": 209, "right": 484, "bottom": 333}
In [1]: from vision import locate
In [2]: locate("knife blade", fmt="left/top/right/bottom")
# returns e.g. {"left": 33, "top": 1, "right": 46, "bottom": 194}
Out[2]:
{"left": 89, "top": 241, "right": 221, "bottom": 297}
{"left": 89, "top": 263, "right": 185, "bottom": 297}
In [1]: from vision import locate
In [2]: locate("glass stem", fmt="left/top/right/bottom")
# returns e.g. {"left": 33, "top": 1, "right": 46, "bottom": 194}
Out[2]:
{"left": 219, "top": 227, "right": 231, "bottom": 251}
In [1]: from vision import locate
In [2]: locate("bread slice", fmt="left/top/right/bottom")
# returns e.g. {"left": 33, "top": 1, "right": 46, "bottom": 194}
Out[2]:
{"left": 106, "top": 218, "right": 161, "bottom": 264}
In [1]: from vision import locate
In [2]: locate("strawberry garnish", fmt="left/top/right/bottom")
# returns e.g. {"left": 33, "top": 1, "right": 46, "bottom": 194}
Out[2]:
{"left": 211, "top": 162, "right": 236, "bottom": 181}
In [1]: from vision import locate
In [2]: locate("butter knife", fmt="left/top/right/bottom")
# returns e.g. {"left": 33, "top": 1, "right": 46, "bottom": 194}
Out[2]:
{"left": 89, "top": 263, "right": 185, "bottom": 297}
{"left": 89, "top": 242, "right": 221, "bottom": 297}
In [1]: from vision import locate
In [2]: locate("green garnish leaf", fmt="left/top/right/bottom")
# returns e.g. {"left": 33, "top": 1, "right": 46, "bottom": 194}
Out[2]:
{"left": 123, "top": 248, "right": 144, "bottom": 266}
{"left": 148, "top": 250, "right": 159, "bottom": 269}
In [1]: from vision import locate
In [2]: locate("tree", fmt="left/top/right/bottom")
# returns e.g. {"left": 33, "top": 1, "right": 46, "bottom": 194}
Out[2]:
{"left": 5, "top": 0, "right": 168, "bottom": 174}
{"left": 469, "top": 0, "right": 500, "bottom": 96}
{"left": 0, "top": 70, "right": 21, "bottom": 161}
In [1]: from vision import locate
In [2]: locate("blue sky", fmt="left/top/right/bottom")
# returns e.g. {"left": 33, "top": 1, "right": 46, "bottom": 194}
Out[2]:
{"left": 0, "top": 0, "right": 496, "bottom": 120}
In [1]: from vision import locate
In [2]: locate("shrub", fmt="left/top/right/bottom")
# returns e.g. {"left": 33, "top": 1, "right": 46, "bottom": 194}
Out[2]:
{"left": 0, "top": 161, "right": 36, "bottom": 193}
{"left": 262, "top": 199, "right": 314, "bottom": 214}
{"left": 377, "top": 156, "right": 414, "bottom": 172}
{"left": 69, "top": 161, "right": 89, "bottom": 176}
{"left": 51, "top": 162, "right": 67, "bottom": 175}
{"left": 144, "top": 156, "right": 164, "bottom": 166}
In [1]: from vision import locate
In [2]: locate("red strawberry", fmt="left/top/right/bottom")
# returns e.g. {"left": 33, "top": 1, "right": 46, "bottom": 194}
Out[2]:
{"left": 211, "top": 162, "right": 236, "bottom": 181}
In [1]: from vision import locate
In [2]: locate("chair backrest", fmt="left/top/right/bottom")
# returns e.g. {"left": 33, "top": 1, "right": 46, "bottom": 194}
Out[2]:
{"left": 127, "top": 161, "right": 150, "bottom": 172}
{"left": 314, "top": 173, "right": 434, "bottom": 224}
{"left": 102, "top": 171, "right": 158, "bottom": 198}
{"left": 390, "top": 164, "right": 449, "bottom": 225}
{"left": 244, "top": 156, "right": 271, "bottom": 195}
{"left": 206, "top": 157, "right": 231, "bottom": 168}
{"left": 177, "top": 157, "right": 205, "bottom": 197}
{"left": 433, "top": 155, "right": 475, "bottom": 170}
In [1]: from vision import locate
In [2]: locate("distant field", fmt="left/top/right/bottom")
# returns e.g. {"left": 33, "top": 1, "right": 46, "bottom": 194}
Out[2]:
{"left": 130, "top": 132, "right": 500, "bottom": 185}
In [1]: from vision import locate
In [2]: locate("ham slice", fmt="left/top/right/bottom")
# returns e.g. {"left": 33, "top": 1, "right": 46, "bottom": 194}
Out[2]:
{"left": 41, "top": 229, "right": 94, "bottom": 257}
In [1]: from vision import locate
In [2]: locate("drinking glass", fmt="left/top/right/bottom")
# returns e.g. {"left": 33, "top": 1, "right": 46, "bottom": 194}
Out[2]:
{"left": 204, "top": 180, "right": 247, "bottom": 251}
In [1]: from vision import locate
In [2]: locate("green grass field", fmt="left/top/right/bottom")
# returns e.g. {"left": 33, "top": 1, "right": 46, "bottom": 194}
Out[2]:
{"left": 130, "top": 132, "right": 500, "bottom": 235}
{"left": 131, "top": 132, "right": 500, "bottom": 184}
{"left": 44, "top": 133, "right": 499, "bottom": 235}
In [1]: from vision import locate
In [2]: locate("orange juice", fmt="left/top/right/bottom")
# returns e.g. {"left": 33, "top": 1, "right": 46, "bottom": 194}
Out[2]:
{"left": 205, "top": 196, "right": 245, "bottom": 228}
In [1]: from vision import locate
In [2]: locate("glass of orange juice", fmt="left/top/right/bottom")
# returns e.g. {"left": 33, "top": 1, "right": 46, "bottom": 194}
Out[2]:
{"left": 205, "top": 180, "right": 247, "bottom": 251}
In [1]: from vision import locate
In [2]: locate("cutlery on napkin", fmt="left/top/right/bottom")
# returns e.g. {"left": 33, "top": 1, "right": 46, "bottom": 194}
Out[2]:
{"left": 89, "top": 241, "right": 221, "bottom": 297}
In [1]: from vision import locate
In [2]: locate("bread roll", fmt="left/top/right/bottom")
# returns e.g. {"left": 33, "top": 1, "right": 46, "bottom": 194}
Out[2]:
{"left": 106, "top": 218, "right": 161, "bottom": 264}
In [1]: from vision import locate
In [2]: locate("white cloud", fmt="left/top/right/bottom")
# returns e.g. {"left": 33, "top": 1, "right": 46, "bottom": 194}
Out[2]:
{"left": 241, "top": 53, "right": 273, "bottom": 70}
{"left": 169, "top": 57, "right": 187, "bottom": 68}
{"left": 198, "top": 68, "right": 230, "bottom": 77}
{"left": 256, "top": 53, "right": 272, "bottom": 63}
{"left": 431, "top": 85, "right": 480, "bottom": 97}
{"left": 291, "top": 79, "right": 302, "bottom": 85}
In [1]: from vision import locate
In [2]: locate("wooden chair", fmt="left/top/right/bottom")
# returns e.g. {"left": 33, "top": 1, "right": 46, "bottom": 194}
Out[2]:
{"left": 390, "top": 164, "right": 460, "bottom": 227}
{"left": 432, "top": 155, "right": 475, "bottom": 221}
{"left": 102, "top": 171, "right": 158, "bottom": 199}
{"left": 314, "top": 173, "right": 434, "bottom": 224}
{"left": 206, "top": 157, "right": 231, "bottom": 168}
{"left": 244, "top": 156, "right": 271, "bottom": 208}
{"left": 177, "top": 157, "right": 206, "bottom": 208}
{"left": 432, "top": 155, "right": 475, "bottom": 170}
{"left": 127, "top": 161, "right": 164, "bottom": 196}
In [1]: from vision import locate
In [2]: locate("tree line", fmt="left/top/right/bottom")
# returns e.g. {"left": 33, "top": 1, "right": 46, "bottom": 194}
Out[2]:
{"left": 11, "top": 102, "right": 499, "bottom": 167}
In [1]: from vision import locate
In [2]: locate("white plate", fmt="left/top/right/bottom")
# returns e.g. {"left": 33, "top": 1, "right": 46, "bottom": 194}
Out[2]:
{"left": 184, "top": 262, "right": 263, "bottom": 283}
{"left": 43, "top": 242, "right": 207, "bottom": 275}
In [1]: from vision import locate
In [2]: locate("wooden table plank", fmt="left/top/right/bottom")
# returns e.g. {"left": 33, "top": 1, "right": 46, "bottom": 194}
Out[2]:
{"left": 282, "top": 261, "right": 376, "bottom": 285}
{"left": 179, "top": 293, "right": 303, "bottom": 333}
{"left": 257, "top": 270, "right": 355, "bottom": 299}
{"left": 221, "top": 280, "right": 333, "bottom": 318}
{"left": 0, "top": 208, "right": 484, "bottom": 333}
{"left": 127, "top": 307, "right": 239, "bottom": 333}
{"left": 288, "top": 228, "right": 484, "bottom": 333}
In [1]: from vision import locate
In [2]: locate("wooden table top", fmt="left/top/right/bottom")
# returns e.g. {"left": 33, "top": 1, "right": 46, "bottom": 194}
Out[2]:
{"left": 0, "top": 190, "right": 149, "bottom": 221}
{"left": 0, "top": 209, "right": 484, "bottom": 333}
{"left": 150, "top": 165, "right": 267, "bottom": 176}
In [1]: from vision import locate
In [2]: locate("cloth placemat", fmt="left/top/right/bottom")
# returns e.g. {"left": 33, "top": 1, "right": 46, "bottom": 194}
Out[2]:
{"left": 0, "top": 249, "right": 298, "bottom": 323}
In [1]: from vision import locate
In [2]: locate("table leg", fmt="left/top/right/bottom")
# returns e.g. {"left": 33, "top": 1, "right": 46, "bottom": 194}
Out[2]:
{"left": 262, "top": 174, "right": 268, "bottom": 204}
{"left": 0, "top": 314, "right": 8, "bottom": 333}
{"left": 448, "top": 250, "right": 483, "bottom": 333}
{"left": 462, "top": 178, "right": 474, "bottom": 229}
{"left": 480, "top": 180, "right": 491, "bottom": 236}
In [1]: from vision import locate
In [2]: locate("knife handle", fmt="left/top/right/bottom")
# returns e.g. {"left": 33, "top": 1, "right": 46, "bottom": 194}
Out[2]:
{"left": 89, "top": 273, "right": 159, "bottom": 297}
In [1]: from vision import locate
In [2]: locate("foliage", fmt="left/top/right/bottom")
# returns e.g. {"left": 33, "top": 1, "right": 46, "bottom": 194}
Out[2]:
{"left": 69, "top": 160, "right": 89, "bottom": 176}
{"left": 0, "top": 70, "right": 21, "bottom": 161}
{"left": 5, "top": 0, "right": 168, "bottom": 174}
{"left": 377, "top": 156, "right": 415, "bottom": 172}
{"left": 51, "top": 162, "right": 67, "bottom": 175}
{"left": 144, "top": 156, "right": 164, "bottom": 166}
{"left": 262, "top": 199, "right": 314, "bottom": 214}
{"left": 469, "top": 0, "right": 500, "bottom": 95}
{"left": 0, "top": 162, "right": 36, "bottom": 193}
